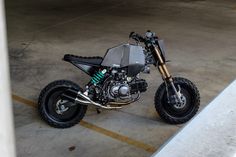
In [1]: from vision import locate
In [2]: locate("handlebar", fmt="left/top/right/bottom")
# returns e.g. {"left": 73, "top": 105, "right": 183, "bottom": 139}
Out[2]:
{"left": 129, "top": 32, "right": 145, "bottom": 42}
{"left": 129, "top": 31, "right": 158, "bottom": 44}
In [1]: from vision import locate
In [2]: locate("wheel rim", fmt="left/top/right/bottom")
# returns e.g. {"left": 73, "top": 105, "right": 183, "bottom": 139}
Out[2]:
{"left": 45, "top": 87, "right": 80, "bottom": 123}
{"left": 173, "top": 94, "right": 187, "bottom": 109}
{"left": 162, "top": 84, "right": 194, "bottom": 118}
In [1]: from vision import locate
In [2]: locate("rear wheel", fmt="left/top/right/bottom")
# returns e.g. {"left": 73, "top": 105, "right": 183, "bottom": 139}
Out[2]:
{"left": 155, "top": 77, "right": 200, "bottom": 124}
{"left": 38, "top": 80, "right": 87, "bottom": 128}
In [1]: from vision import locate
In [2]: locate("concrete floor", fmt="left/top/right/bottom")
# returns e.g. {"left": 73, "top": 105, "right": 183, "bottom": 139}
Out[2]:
{"left": 6, "top": 0, "right": 236, "bottom": 156}
{"left": 152, "top": 80, "right": 236, "bottom": 157}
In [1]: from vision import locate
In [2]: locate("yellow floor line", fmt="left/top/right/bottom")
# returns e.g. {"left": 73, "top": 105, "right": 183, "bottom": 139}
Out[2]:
{"left": 12, "top": 94, "right": 156, "bottom": 153}
{"left": 12, "top": 94, "right": 38, "bottom": 107}
{"left": 79, "top": 121, "right": 156, "bottom": 153}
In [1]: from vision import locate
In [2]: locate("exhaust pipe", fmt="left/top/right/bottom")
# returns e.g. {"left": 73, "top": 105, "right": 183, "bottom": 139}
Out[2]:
{"left": 62, "top": 89, "right": 122, "bottom": 109}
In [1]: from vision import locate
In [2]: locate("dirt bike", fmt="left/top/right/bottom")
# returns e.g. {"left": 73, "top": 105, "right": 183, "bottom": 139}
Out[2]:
{"left": 38, "top": 30, "right": 200, "bottom": 128}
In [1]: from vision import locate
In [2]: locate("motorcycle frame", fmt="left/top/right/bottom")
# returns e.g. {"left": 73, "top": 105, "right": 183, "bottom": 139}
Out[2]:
{"left": 62, "top": 38, "right": 183, "bottom": 108}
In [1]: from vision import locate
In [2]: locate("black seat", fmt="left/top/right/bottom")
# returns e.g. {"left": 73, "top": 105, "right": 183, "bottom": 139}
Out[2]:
{"left": 63, "top": 54, "right": 103, "bottom": 66}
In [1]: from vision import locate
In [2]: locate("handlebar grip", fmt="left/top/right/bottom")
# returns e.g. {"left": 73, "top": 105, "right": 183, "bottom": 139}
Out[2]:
{"left": 129, "top": 32, "right": 135, "bottom": 38}
{"left": 129, "top": 32, "right": 145, "bottom": 42}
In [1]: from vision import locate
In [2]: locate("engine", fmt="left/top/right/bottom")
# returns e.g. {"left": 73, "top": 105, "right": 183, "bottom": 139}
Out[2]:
{"left": 106, "top": 69, "right": 148, "bottom": 101}
{"left": 108, "top": 82, "right": 130, "bottom": 99}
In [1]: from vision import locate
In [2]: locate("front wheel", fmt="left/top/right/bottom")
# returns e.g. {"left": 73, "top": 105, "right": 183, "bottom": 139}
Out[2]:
{"left": 155, "top": 77, "right": 200, "bottom": 124}
{"left": 38, "top": 80, "right": 87, "bottom": 128}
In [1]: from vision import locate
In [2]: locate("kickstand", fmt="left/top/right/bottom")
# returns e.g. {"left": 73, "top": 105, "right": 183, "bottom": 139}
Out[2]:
{"left": 96, "top": 108, "right": 101, "bottom": 114}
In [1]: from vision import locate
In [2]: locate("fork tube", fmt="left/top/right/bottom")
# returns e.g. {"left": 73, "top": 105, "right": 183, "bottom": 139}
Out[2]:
{"left": 154, "top": 46, "right": 172, "bottom": 81}
{"left": 154, "top": 46, "right": 182, "bottom": 102}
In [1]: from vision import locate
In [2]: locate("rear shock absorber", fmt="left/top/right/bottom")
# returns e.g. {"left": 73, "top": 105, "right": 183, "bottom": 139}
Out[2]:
{"left": 90, "top": 69, "right": 107, "bottom": 85}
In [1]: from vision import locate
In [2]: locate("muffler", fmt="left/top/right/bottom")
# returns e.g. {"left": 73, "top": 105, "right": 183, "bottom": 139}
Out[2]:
{"left": 62, "top": 88, "right": 122, "bottom": 109}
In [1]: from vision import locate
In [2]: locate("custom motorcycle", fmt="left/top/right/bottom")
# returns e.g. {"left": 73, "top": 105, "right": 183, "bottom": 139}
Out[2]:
{"left": 38, "top": 31, "right": 200, "bottom": 128}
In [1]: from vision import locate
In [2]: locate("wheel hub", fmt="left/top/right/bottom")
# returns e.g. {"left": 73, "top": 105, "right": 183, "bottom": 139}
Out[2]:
{"left": 169, "top": 94, "right": 187, "bottom": 109}
{"left": 174, "top": 94, "right": 186, "bottom": 109}
{"left": 55, "top": 100, "right": 69, "bottom": 114}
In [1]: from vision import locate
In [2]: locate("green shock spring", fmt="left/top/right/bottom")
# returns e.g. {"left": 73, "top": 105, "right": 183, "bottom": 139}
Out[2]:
{"left": 90, "top": 69, "right": 107, "bottom": 85}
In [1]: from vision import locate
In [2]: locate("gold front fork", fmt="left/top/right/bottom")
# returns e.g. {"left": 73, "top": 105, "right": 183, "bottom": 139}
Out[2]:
{"left": 154, "top": 47, "right": 172, "bottom": 82}
{"left": 154, "top": 46, "right": 183, "bottom": 103}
